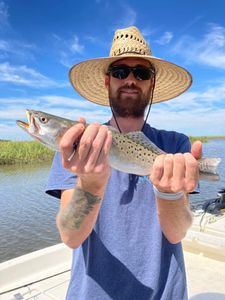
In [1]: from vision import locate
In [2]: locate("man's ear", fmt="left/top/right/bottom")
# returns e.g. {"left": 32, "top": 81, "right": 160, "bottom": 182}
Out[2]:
{"left": 105, "top": 75, "right": 110, "bottom": 88}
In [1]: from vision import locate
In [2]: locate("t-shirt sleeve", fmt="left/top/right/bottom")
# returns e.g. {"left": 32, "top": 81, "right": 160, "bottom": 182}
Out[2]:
{"left": 175, "top": 133, "right": 191, "bottom": 153}
{"left": 45, "top": 152, "right": 77, "bottom": 199}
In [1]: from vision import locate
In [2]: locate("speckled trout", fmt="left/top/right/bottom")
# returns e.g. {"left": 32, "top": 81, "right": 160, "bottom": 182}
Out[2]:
{"left": 16, "top": 110, "right": 221, "bottom": 180}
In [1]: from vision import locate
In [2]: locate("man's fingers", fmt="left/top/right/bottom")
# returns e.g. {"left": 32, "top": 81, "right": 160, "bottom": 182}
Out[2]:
{"left": 150, "top": 155, "right": 164, "bottom": 185}
{"left": 60, "top": 123, "right": 85, "bottom": 164}
{"left": 172, "top": 154, "right": 185, "bottom": 192}
{"left": 76, "top": 123, "right": 102, "bottom": 166}
{"left": 151, "top": 152, "right": 199, "bottom": 194}
{"left": 82, "top": 125, "right": 110, "bottom": 172}
{"left": 184, "top": 152, "right": 199, "bottom": 192}
{"left": 191, "top": 140, "right": 202, "bottom": 160}
{"left": 61, "top": 123, "right": 112, "bottom": 175}
{"left": 96, "top": 130, "right": 112, "bottom": 165}
{"left": 161, "top": 154, "right": 173, "bottom": 179}
{"left": 78, "top": 117, "right": 86, "bottom": 124}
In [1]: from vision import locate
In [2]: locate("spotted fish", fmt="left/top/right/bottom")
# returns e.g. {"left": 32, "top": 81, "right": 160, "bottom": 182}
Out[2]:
{"left": 16, "top": 110, "right": 221, "bottom": 180}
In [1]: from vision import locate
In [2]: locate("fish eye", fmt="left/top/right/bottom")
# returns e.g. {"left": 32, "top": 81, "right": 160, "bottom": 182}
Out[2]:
{"left": 39, "top": 116, "right": 48, "bottom": 123}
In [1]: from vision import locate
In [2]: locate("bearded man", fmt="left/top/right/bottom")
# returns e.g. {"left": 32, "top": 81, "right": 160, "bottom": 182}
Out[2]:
{"left": 46, "top": 26, "right": 201, "bottom": 300}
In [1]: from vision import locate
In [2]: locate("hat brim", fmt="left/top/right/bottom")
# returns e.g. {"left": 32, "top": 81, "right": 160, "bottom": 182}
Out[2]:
{"left": 69, "top": 54, "right": 192, "bottom": 106}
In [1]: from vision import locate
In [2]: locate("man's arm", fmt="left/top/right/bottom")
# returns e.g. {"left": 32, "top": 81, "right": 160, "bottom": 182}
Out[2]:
{"left": 150, "top": 142, "right": 202, "bottom": 244}
{"left": 56, "top": 122, "right": 112, "bottom": 249}
{"left": 155, "top": 194, "right": 192, "bottom": 244}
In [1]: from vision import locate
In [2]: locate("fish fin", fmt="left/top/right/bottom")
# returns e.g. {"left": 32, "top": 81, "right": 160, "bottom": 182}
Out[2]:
{"left": 199, "top": 157, "right": 221, "bottom": 181}
{"left": 199, "top": 173, "right": 220, "bottom": 181}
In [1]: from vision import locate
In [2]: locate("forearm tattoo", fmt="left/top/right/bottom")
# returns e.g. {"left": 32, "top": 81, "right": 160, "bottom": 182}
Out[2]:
{"left": 59, "top": 187, "right": 102, "bottom": 230}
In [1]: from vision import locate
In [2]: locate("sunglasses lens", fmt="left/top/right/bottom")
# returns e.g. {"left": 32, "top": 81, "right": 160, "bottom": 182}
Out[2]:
{"left": 109, "top": 65, "right": 154, "bottom": 80}
{"left": 111, "top": 66, "right": 129, "bottom": 79}
{"left": 133, "top": 67, "right": 152, "bottom": 80}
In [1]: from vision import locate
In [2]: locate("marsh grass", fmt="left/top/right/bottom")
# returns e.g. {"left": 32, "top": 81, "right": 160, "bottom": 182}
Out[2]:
{"left": 1, "top": 135, "right": 225, "bottom": 165}
{"left": 189, "top": 136, "right": 225, "bottom": 143}
{"left": 189, "top": 136, "right": 209, "bottom": 143}
{"left": 0, "top": 140, "right": 55, "bottom": 165}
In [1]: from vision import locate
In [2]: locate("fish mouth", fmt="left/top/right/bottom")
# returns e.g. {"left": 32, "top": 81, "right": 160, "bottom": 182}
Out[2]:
{"left": 16, "top": 110, "right": 38, "bottom": 132}
{"left": 16, "top": 119, "right": 29, "bottom": 129}
{"left": 16, "top": 110, "right": 31, "bottom": 130}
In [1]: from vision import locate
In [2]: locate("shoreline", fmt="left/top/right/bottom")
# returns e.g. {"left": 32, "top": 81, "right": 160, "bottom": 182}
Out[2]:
{"left": 1, "top": 136, "right": 225, "bottom": 165}
{"left": 0, "top": 140, "right": 54, "bottom": 165}
{"left": 189, "top": 136, "right": 225, "bottom": 143}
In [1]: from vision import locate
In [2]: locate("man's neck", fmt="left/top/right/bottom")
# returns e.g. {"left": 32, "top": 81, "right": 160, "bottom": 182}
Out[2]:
{"left": 109, "top": 116, "right": 145, "bottom": 133}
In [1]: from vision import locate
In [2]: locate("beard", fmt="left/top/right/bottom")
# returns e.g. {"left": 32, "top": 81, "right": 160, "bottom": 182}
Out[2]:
{"left": 109, "top": 83, "right": 151, "bottom": 118}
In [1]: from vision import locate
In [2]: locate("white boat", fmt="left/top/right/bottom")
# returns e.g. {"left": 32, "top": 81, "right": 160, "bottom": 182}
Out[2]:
{"left": 183, "top": 210, "right": 225, "bottom": 299}
{"left": 0, "top": 243, "right": 71, "bottom": 300}
{"left": 1, "top": 197, "right": 225, "bottom": 300}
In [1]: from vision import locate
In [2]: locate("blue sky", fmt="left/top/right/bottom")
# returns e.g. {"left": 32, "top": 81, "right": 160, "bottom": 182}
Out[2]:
{"left": 0, "top": 0, "right": 225, "bottom": 140}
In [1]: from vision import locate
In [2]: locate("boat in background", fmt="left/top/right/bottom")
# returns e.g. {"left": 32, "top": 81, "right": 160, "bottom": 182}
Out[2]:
{"left": 1, "top": 191, "right": 225, "bottom": 300}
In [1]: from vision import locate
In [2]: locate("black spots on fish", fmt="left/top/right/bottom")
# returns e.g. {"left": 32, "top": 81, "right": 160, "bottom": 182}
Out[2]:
{"left": 136, "top": 152, "right": 143, "bottom": 159}
{"left": 116, "top": 138, "right": 125, "bottom": 150}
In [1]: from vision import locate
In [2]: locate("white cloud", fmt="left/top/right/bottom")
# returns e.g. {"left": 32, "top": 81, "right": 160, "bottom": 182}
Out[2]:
{"left": 1, "top": 78, "right": 225, "bottom": 140}
{"left": 70, "top": 35, "right": 84, "bottom": 54}
{"left": 0, "top": 1, "right": 9, "bottom": 29}
{"left": 173, "top": 23, "right": 225, "bottom": 69}
{"left": 52, "top": 34, "right": 85, "bottom": 67}
{"left": 150, "top": 106, "right": 225, "bottom": 136}
{"left": 112, "top": 4, "right": 137, "bottom": 28}
{"left": 180, "top": 16, "right": 203, "bottom": 33}
{"left": 120, "top": 5, "right": 137, "bottom": 27}
{"left": 0, "top": 95, "right": 111, "bottom": 123}
{"left": 0, "top": 39, "right": 9, "bottom": 51}
{"left": 0, "top": 38, "right": 36, "bottom": 60}
{"left": 155, "top": 31, "right": 173, "bottom": 45}
{"left": 0, "top": 123, "right": 30, "bottom": 141}
{"left": 149, "top": 81, "right": 225, "bottom": 136}
{"left": 0, "top": 62, "right": 67, "bottom": 88}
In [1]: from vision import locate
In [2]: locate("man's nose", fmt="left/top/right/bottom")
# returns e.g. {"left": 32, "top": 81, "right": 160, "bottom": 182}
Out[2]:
{"left": 124, "top": 71, "right": 137, "bottom": 86}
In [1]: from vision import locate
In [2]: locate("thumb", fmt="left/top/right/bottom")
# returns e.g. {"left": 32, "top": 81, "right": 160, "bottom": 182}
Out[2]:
{"left": 78, "top": 117, "right": 86, "bottom": 125}
{"left": 191, "top": 140, "right": 202, "bottom": 160}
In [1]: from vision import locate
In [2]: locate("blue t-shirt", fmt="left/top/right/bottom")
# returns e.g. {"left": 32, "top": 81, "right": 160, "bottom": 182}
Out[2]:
{"left": 46, "top": 124, "right": 191, "bottom": 300}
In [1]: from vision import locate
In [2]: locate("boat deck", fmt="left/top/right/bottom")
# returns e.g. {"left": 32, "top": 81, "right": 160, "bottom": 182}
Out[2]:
{"left": 0, "top": 243, "right": 71, "bottom": 300}
{"left": 1, "top": 211, "right": 225, "bottom": 300}
{"left": 1, "top": 246, "right": 225, "bottom": 300}
{"left": 2, "top": 271, "right": 70, "bottom": 300}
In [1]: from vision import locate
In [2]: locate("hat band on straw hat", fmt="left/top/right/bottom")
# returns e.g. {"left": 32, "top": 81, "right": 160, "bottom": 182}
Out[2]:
{"left": 69, "top": 26, "right": 192, "bottom": 106}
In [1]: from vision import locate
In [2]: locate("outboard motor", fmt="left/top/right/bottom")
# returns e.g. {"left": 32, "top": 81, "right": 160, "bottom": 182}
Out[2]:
{"left": 204, "top": 188, "right": 225, "bottom": 213}
{"left": 217, "top": 189, "right": 225, "bottom": 204}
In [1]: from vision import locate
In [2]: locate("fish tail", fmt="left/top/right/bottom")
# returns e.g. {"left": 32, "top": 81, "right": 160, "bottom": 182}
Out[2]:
{"left": 198, "top": 157, "right": 221, "bottom": 181}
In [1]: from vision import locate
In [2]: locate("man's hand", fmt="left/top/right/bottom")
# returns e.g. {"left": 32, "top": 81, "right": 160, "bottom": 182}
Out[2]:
{"left": 191, "top": 140, "right": 202, "bottom": 160}
{"left": 60, "top": 121, "right": 112, "bottom": 195}
{"left": 149, "top": 141, "right": 202, "bottom": 244}
{"left": 150, "top": 141, "right": 202, "bottom": 194}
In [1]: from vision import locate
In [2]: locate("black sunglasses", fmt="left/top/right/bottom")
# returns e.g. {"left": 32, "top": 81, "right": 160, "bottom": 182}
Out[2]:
{"left": 108, "top": 64, "right": 155, "bottom": 81}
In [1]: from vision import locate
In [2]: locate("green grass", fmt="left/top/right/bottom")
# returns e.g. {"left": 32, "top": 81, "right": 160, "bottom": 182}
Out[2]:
{"left": 0, "top": 140, "right": 55, "bottom": 165}
{"left": 1, "top": 135, "right": 225, "bottom": 165}
{"left": 189, "top": 135, "right": 225, "bottom": 143}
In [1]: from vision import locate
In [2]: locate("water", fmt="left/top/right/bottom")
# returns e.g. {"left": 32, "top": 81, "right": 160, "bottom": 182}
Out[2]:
{"left": 0, "top": 162, "right": 61, "bottom": 263}
{"left": 0, "top": 139, "right": 224, "bottom": 263}
{"left": 189, "top": 139, "right": 225, "bottom": 204}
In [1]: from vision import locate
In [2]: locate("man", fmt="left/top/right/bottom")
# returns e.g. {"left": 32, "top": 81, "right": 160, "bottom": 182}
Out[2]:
{"left": 46, "top": 26, "right": 201, "bottom": 299}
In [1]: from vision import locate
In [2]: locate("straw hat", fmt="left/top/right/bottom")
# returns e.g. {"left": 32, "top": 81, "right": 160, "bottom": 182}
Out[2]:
{"left": 69, "top": 26, "right": 192, "bottom": 106}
